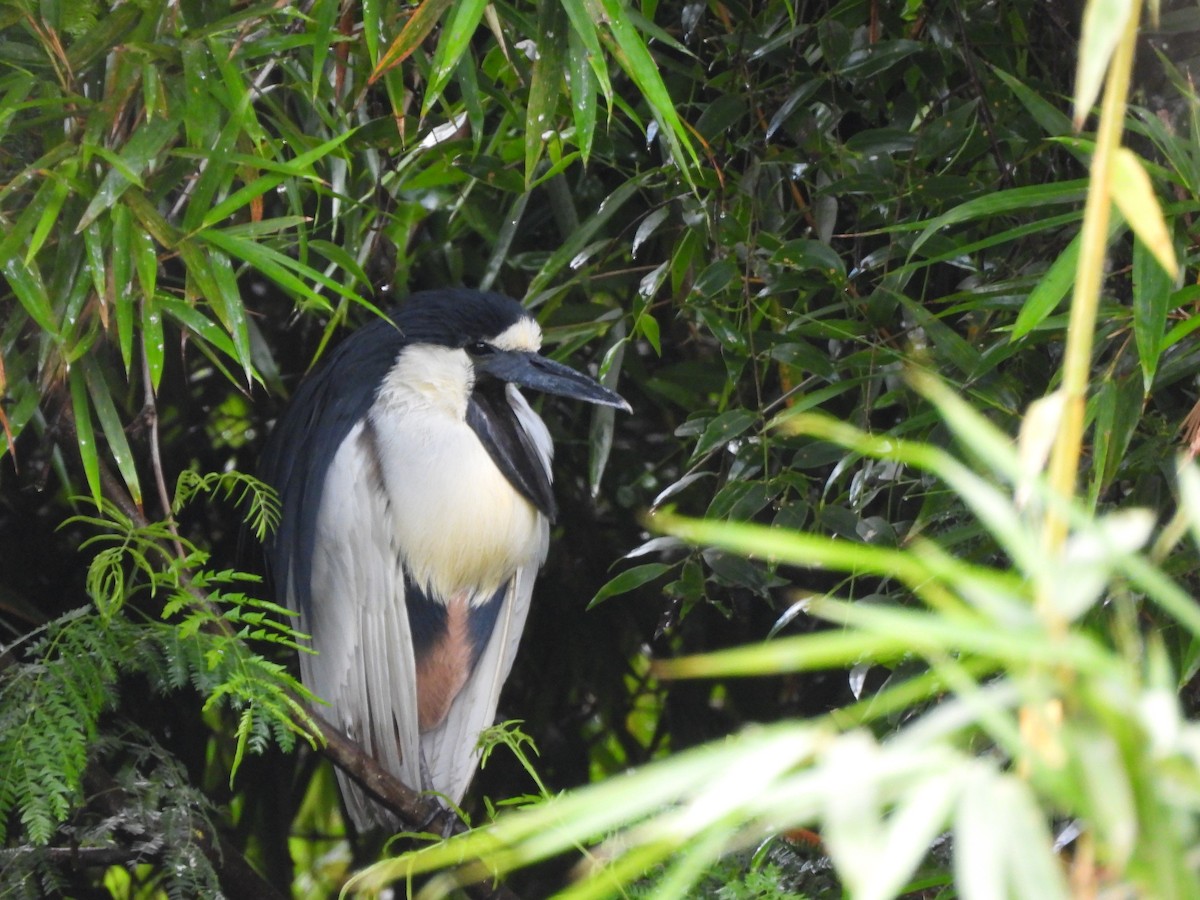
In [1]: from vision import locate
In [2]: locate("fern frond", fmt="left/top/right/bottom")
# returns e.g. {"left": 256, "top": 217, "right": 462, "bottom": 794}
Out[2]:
{"left": 172, "top": 469, "right": 281, "bottom": 541}
{"left": 0, "top": 611, "right": 134, "bottom": 845}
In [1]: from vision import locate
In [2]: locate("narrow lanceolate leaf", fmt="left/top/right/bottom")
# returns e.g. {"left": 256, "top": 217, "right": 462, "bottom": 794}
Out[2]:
{"left": 69, "top": 367, "right": 102, "bottom": 509}
{"left": 65, "top": 3, "right": 139, "bottom": 71}
{"left": 158, "top": 296, "right": 243, "bottom": 365}
{"left": 525, "top": 0, "right": 568, "bottom": 186}
{"left": 197, "top": 130, "right": 358, "bottom": 231}
{"left": 369, "top": 0, "right": 454, "bottom": 83}
{"left": 591, "top": 0, "right": 698, "bottom": 175}
{"left": 142, "top": 295, "right": 164, "bottom": 392}
{"left": 1110, "top": 147, "right": 1178, "bottom": 278}
{"left": 111, "top": 203, "right": 135, "bottom": 375}
{"left": 423, "top": 0, "right": 488, "bottom": 114}
{"left": 1132, "top": 234, "right": 1172, "bottom": 392}
{"left": 1074, "top": 0, "right": 1136, "bottom": 127}
{"left": 4, "top": 255, "right": 57, "bottom": 335}
{"left": 76, "top": 116, "right": 179, "bottom": 232}
{"left": 82, "top": 357, "right": 142, "bottom": 509}
{"left": 1012, "top": 213, "right": 1123, "bottom": 341}
{"left": 909, "top": 181, "right": 1089, "bottom": 259}
{"left": 177, "top": 241, "right": 256, "bottom": 385}
{"left": 589, "top": 562, "right": 673, "bottom": 609}
{"left": 24, "top": 172, "right": 70, "bottom": 264}
{"left": 560, "top": 0, "right": 613, "bottom": 106}
{"left": 196, "top": 229, "right": 355, "bottom": 309}
{"left": 527, "top": 172, "right": 654, "bottom": 297}
{"left": 1012, "top": 235, "right": 1079, "bottom": 340}
{"left": 82, "top": 220, "right": 107, "bottom": 319}
{"left": 567, "top": 27, "right": 598, "bottom": 163}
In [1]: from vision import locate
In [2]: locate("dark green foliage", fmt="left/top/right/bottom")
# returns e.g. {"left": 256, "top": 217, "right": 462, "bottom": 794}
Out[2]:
{"left": 0, "top": 727, "right": 224, "bottom": 899}
{"left": 0, "top": 609, "right": 126, "bottom": 846}
{"left": 0, "top": 474, "right": 313, "bottom": 890}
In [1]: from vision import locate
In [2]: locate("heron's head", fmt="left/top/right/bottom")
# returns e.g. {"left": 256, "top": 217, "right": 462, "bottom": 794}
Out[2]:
{"left": 395, "top": 289, "right": 631, "bottom": 412}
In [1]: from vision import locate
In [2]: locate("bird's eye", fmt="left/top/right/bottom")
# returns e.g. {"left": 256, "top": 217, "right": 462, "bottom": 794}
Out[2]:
{"left": 467, "top": 341, "right": 493, "bottom": 356}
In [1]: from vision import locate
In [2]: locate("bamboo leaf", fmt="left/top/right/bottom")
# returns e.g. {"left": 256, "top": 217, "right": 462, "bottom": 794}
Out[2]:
{"left": 423, "top": 0, "right": 488, "bottom": 114}
{"left": 560, "top": 0, "right": 612, "bottom": 106}
{"left": 527, "top": 172, "right": 654, "bottom": 298}
{"left": 142, "top": 295, "right": 164, "bottom": 392}
{"left": 69, "top": 366, "right": 102, "bottom": 509}
{"left": 589, "top": 563, "right": 673, "bottom": 609}
{"left": 1011, "top": 235, "right": 1079, "bottom": 340}
{"left": 1110, "top": 147, "right": 1178, "bottom": 278}
{"left": 524, "top": 0, "right": 568, "bottom": 186}
{"left": 1074, "top": 0, "right": 1136, "bottom": 127}
{"left": 82, "top": 357, "right": 142, "bottom": 508}
{"left": 111, "top": 203, "right": 135, "bottom": 375}
{"left": 1132, "top": 233, "right": 1172, "bottom": 392}
{"left": 909, "top": 181, "right": 1089, "bottom": 259}
{"left": 370, "top": 0, "right": 454, "bottom": 83}
{"left": 76, "top": 116, "right": 180, "bottom": 232}
{"left": 198, "top": 130, "right": 357, "bottom": 231}
{"left": 158, "top": 296, "right": 243, "bottom": 364}
{"left": 567, "top": 27, "right": 599, "bottom": 163}
{"left": 592, "top": 0, "right": 698, "bottom": 175}
{"left": 4, "top": 255, "right": 57, "bottom": 335}
{"left": 204, "top": 249, "right": 256, "bottom": 386}
{"left": 25, "top": 171, "right": 70, "bottom": 264}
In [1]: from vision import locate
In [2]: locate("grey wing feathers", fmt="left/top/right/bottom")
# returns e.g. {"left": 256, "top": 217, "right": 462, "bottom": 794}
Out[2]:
{"left": 302, "top": 422, "right": 422, "bottom": 829}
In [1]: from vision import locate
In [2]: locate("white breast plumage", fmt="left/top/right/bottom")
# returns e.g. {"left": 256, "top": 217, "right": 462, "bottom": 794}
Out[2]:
{"left": 367, "top": 345, "right": 550, "bottom": 600}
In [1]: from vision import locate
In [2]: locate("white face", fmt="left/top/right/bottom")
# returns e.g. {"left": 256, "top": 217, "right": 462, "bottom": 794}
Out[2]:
{"left": 374, "top": 315, "right": 542, "bottom": 420}
{"left": 490, "top": 317, "right": 542, "bottom": 353}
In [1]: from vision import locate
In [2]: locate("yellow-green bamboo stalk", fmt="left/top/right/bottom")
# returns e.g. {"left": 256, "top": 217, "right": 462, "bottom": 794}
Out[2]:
{"left": 1041, "top": 0, "right": 1142, "bottom": 620}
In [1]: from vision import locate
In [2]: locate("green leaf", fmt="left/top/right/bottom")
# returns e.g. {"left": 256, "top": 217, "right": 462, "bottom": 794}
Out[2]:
{"left": 370, "top": 0, "right": 454, "bottom": 82}
{"left": 4, "top": 255, "right": 57, "bottom": 335}
{"left": 909, "top": 181, "right": 1089, "bottom": 260}
{"left": 560, "top": 0, "right": 613, "bottom": 106}
{"left": 158, "top": 296, "right": 252, "bottom": 367}
{"left": 204, "top": 248, "right": 255, "bottom": 385}
{"left": 1132, "top": 232, "right": 1172, "bottom": 392}
{"left": 1110, "top": 147, "right": 1178, "bottom": 278}
{"left": 1074, "top": 0, "right": 1136, "bottom": 126}
{"left": 76, "top": 116, "right": 180, "bottom": 232}
{"left": 527, "top": 172, "right": 654, "bottom": 299}
{"left": 142, "top": 295, "right": 165, "bottom": 393}
{"left": 691, "top": 410, "right": 758, "bottom": 462}
{"left": 1011, "top": 235, "right": 1079, "bottom": 340}
{"left": 772, "top": 239, "right": 846, "bottom": 277}
{"left": 24, "top": 170, "right": 70, "bottom": 264}
{"left": 198, "top": 130, "right": 357, "bottom": 231}
{"left": 194, "top": 230, "right": 344, "bottom": 312}
{"left": 111, "top": 203, "right": 135, "bottom": 374}
{"left": 589, "top": 563, "right": 673, "bottom": 608}
{"left": 424, "top": 0, "right": 488, "bottom": 114}
{"left": 82, "top": 357, "right": 142, "bottom": 508}
{"left": 524, "top": 0, "right": 568, "bottom": 187}
{"left": 591, "top": 0, "right": 698, "bottom": 175}
{"left": 66, "top": 4, "right": 140, "bottom": 72}
{"left": 69, "top": 366, "right": 102, "bottom": 509}
{"left": 567, "top": 26, "right": 599, "bottom": 163}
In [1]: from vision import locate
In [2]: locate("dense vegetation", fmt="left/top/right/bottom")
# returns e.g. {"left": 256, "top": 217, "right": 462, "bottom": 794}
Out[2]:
{"left": 2, "top": 0, "right": 1199, "bottom": 896}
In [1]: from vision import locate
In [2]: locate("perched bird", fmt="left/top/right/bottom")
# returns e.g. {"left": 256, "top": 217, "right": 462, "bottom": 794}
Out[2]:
{"left": 261, "top": 288, "right": 628, "bottom": 829}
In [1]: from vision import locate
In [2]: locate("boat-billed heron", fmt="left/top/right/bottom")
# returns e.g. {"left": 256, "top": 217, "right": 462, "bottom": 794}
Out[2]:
{"left": 261, "top": 288, "right": 628, "bottom": 829}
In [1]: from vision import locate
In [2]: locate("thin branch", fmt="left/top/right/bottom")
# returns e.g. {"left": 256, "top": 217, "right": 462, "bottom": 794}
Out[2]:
{"left": 140, "top": 333, "right": 186, "bottom": 559}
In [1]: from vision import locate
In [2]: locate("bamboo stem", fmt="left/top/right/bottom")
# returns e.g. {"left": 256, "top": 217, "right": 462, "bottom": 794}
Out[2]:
{"left": 1040, "top": 1, "right": 1142, "bottom": 615}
